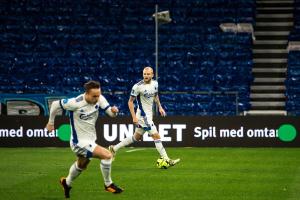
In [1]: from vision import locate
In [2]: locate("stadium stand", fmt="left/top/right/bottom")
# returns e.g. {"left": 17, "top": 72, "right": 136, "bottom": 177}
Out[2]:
{"left": 0, "top": 0, "right": 255, "bottom": 116}
{"left": 285, "top": 0, "right": 300, "bottom": 116}
{"left": 286, "top": 0, "right": 300, "bottom": 115}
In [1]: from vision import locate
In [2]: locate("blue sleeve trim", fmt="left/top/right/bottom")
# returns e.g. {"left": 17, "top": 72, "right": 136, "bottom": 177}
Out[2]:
{"left": 69, "top": 111, "right": 78, "bottom": 144}
{"left": 59, "top": 100, "right": 65, "bottom": 111}
{"left": 103, "top": 105, "right": 110, "bottom": 111}
{"left": 137, "top": 95, "right": 146, "bottom": 117}
{"left": 86, "top": 150, "right": 93, "bottom": 159}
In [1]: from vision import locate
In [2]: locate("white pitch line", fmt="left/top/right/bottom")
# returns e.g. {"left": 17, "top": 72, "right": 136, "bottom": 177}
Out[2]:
{"left": 126, "top": 148, "right": 146, "bottom": 153}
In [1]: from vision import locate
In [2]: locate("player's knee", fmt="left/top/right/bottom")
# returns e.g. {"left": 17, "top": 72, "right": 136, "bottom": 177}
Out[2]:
{"left": 134, "top": 133, "right": 142, "bottom": 141}
{"left": 77, "top": 161, "right": 88, "bottom": 170}
{"left": 152, "top": 133, "right": 160, "bottom": 140}
{"left": 102, "top": 151, "right": 112, "bottom": 160}
{"left": 77, "top": 163, "right": 87, "bottom": 170}
{"left": 106, "top": 153, "right": 113, "bottom": 160}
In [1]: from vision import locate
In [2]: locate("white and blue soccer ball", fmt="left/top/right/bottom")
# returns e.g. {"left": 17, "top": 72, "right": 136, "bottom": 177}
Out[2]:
{"left": 156, "top": 157, "right": 170, "bottom": 169}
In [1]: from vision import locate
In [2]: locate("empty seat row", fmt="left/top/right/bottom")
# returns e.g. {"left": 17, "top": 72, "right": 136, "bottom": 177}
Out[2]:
{"left": 0, "top": 0, "right": 255, "bottom": 115}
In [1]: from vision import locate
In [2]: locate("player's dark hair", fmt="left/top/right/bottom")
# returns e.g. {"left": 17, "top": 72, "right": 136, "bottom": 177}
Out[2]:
{"left": 84, "top": 80, "right": 100, "bottom": 92}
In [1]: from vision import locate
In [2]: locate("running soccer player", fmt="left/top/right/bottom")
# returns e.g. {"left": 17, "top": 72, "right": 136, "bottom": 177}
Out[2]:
{"left": 45, "top": 80, "right": 123, "bottom": 198}
{"left": 109, "top": 67, "right": 180, "bottom": 166}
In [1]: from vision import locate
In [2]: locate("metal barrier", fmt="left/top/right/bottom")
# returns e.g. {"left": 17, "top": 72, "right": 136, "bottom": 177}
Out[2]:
{"left": 0, "top": 91, "right": 239, "bottom": 116}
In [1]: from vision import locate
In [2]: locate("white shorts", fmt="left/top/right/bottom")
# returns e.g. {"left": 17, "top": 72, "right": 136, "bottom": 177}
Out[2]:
{"left": 135, "top": 116, "right": 158, "bottom": 135}
{"left": 70, "top": 141, "right": 97, "bottom": 159}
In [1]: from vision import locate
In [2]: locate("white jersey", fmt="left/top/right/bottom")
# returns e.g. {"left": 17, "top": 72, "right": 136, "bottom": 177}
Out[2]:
{"left": 130, "top": 79, "right": 158, "bottom": 121}
{"left": 59, "top": 93, "right": 110, "bottom": 145}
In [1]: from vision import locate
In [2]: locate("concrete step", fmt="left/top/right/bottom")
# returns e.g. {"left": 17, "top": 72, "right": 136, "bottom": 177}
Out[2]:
{"left": 256, "top": 0, "right": 294, "bottom": 4}
{"left": 253, "top": 58, "right": 287, "bottom": 63}
{"left": 250, "top": 93, "right": 285, "bottom": 98}
{"left": 244, "top": 110, "right": 287, "bottom": 116}
{"left": 251, "top": 85, "right": 286, "bottom": 90}
{"left": 253, "top": 44, "right": 287, "bottom": 50}
{"left": 256, "top": 22, "right": 293, "bottom": 26}
{"left": 253, "top": 52, "right": 287, "bottom": 59}
{"left": 254, "top": 77, "right": 285, "bottom": 82}
{"left": 257, "top": 9, "right": 294, "bottom": 14}
{"left": 256, "top": 18, "right": 294, "bottom": 23}
{"left": 256, "top": 13, "right": 293, "bottom": 18}
{"left": 252, "top": 68, "right": 286, "bottom": 73}
{"left": 253, "top": 73, "right": 286, "bottom": 78}
{"left": 255, "top": 35, "right": 289, "bottom": 40}
{"left": 255, "top": 31, "right": 290, "bottom": 36}
{"left": 251, "top": 101, "right": 285, "bottom": 106}
{"left": 253, "top": 40, "right": 287, "bottom": 45}
{"left": 257, "top": 7, "right": 293, "bottom": 10}
{"left": 253, "top": 49, "right": 287, "bottom": 53}
{"left": 257, "top": 0, "right": 293, "bottom": 3}
{"left": 255, "top": 26, "right": 293, "bottom": 32}
{"left": 254, "top": 63, "right": 287, "bottom": 68}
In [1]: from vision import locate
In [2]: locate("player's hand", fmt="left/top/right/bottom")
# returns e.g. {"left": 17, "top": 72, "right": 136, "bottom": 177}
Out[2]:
{"left": 111, "top": 106, "right": 119, "bottom": 114}
{"left": 46, "top": 123, "right": 55, "bottom": 132}
{"left": 132, "top": 116, "right": 139, "bottom": 125}
{"left": 159, "top": 107, "right": 166, "bottom": 117}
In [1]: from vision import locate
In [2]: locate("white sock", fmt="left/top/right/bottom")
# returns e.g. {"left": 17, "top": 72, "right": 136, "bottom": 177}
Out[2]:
{"left": 154, "top": 139, "right": 169, "bottom": 160}
{"left": 113, "top": 135, "right": 136, "bottom": 152}
{"left": 66, "top": 162, "right": 83, "bottom": 186}
{"left": 100, "top": 159, "right": 113, "bottom": 187}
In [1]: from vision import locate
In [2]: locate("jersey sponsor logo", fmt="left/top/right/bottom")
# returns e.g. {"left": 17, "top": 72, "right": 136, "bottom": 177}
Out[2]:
{"left": 79, "top": 113, "right": 94, "bottom": 120}
{"left": 143, "top": 90, "right": 156, "bottom": 98}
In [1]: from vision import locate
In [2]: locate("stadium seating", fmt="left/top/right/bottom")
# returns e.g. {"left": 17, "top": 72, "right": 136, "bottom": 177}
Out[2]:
{"left": 0, "top": 0, "right": 255, "bottom": 115}
{"left": 289, "top": 0, "right": 300, "bottom": 41}
{"left": 286, "top": 51, "right": 300, "bottom": 116}
{"left": 286, "top": 0, "right": 300, "bottom": 115}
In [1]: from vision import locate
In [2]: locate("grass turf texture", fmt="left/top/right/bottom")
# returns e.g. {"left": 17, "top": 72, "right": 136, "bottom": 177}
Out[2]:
{"left": 1, "top": 147, "right": 300, "bottom": 200}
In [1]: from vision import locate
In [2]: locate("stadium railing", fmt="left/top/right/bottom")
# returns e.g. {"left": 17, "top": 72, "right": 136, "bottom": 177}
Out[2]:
{"left": 0, "top": 91, "right": 242, "bottom": 116}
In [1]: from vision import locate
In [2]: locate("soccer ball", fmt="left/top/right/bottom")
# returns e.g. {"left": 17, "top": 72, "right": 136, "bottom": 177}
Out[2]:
{"left": 156, "top": 157, "right": 170, "bottom": 169}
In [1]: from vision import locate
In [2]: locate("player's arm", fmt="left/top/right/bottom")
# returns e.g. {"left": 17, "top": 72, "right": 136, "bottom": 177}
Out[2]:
{"left": 154, "top": 94, "right": 166, "bottom": 117}
{"left": 128, "top": 96, "right": 138, "bottom": 125}
{"left": 99, "top": 95, "right": 119, "bottom": 117}
{"left": 105, "top": 106, "right": 119, "bottom": 117}
{"left": 129, "top": 84, "right": 139, "bottom": 125}
{"left": 46, "top": 98, "right": 78, "bottom": 131}
{"left": 46, "top": 100, "right": 62, "bottom": 132}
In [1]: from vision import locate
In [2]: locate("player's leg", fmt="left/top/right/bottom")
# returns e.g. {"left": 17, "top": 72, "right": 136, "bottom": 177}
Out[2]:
{"left": 151, "top": 130, "right": 180, "bottom": 166}
{"left": 65, "top": 156, "right": 89, "bottom": 186}
{"left": 60, "top": 156, "right": 89, "bottom": 198}
{"left": 152, "top": 133, "right": 169, "bottom": 160}
{"left": 92, "top": 145, "right": 123, "bottom": 194}
{"left": 110, "top": 129, "right": 143, "bottom": 154}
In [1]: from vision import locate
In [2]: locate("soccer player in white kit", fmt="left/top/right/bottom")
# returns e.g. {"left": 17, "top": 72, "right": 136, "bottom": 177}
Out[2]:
{"left": 45, "top": 81, "right": 123, "bottom": 198}
{"left": 109, "top": 67, "right": 180, "bottom": 166}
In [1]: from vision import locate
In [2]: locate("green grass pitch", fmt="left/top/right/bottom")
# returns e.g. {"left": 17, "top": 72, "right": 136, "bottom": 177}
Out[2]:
{"left": 1, "top": 147, "right": 300, "bottom": 200}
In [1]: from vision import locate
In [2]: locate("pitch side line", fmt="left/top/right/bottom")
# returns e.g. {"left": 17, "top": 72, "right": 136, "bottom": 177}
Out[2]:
{"left": 126, "top": 148, "right": 146, "bottom": 153}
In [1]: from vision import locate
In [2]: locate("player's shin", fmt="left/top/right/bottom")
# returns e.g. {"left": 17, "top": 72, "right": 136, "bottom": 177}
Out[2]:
{"left": 100, "top": 159, "right": 113, "bottom": 187}
{"left": 154, "top": 139, "right": 169, "bottom": 160}
{"left": 66, "top": 162, "right": 83, "bottom": 186}
{"left": 113, "top": 135, "right": 136, "bottom": 152}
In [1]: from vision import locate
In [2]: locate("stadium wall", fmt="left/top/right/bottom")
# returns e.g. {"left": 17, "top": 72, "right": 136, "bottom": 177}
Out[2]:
{"left": 0, "top": 116, "right": 299, "bottom": 147}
